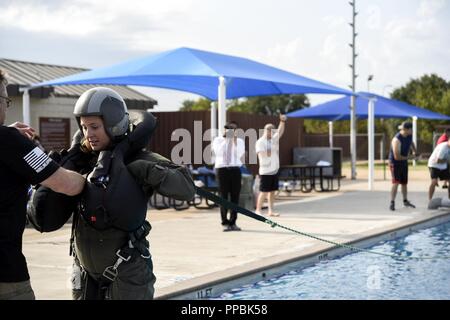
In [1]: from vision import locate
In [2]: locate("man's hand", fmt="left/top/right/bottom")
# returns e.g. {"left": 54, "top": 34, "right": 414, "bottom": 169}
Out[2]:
{"left": 278, "top": 114, "right": 287, "bottom": 138}
{"left": 408, "top": 153, "right": 419, "bottom": 161}
{"left": 9, "top": 122, "right": 35, "bottom": 139}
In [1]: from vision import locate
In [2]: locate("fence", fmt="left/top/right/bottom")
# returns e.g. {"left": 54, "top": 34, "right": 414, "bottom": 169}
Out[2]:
{"left": 148, "top": 110, "right": 304, "bottom": 175}
{"left": 302, "top": 133, "right": 433, "bottom": 160}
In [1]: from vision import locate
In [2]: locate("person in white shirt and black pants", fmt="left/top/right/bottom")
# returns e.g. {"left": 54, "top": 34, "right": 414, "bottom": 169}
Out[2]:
{"left": 255, "top": 114, "right": 286, "bottom": 217}
{"left": 212, "top": 121, "right": 245, "bottom": 231}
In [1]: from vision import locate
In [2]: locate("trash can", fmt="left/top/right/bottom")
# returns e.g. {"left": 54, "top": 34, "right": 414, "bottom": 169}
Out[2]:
{"left": 239, "top": 174, "right": 254, "bottom": 210}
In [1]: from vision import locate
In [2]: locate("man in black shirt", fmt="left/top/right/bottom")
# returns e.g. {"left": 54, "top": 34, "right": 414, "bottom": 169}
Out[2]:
{"left": 0, "top": 69, "right": 86, "bottom": 300}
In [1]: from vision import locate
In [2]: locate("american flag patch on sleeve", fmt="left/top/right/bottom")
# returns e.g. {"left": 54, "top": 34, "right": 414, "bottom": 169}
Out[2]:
{"left": 23, "top": 147, "right": 52, "bottom": 173}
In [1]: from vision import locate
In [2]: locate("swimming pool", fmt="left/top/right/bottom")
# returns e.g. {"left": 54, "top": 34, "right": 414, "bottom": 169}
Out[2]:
{"left": 216, "top": 221, "right": 450, "bottom": 300}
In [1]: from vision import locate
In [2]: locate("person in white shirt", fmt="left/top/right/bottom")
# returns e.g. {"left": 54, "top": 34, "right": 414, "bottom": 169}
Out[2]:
{"left": 212, "top": 121, "right": 246, "bottom": 231}
{"left": 255, "top": 114, "right": 287, "bottom": 217}
{"left": 428, "top": 139, "right": 450, "bottom": 200}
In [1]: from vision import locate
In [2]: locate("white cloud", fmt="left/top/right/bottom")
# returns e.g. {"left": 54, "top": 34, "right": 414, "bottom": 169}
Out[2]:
{"left": 365, "top": 5, "right": 382, "bottom": 30}
{"left": 385, "top": 17, "right": 439, "bottom": 42}
{"left": 265, "top": 37, "right": 303, "bottom": 69}
{"left": 322, "top": 15, "right": 347, "bottom": 29}
{"left": 417, "top": 0, "right": 446, "bottom": 17}
{"left": 0, "top": 2, "right": 99, "bottom": 35}
{"left": 320, "top": 34, "right": 339, "bottom": 61}
{"left": 0, "top": 0, "right": 193, "bottom": 37}
{"left": 358, "top": 0, "right": 449, "bottom": 97}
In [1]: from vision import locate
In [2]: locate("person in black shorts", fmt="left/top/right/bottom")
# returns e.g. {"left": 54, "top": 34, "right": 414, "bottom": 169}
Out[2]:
{"left": 255, "top": 115, "right": 286, "bottom": 217}
{"left": 388, "top": 121, "right": 417, "bottom": 211}
{"left": 0, "top": 69, "right": 86, "bottom": 300}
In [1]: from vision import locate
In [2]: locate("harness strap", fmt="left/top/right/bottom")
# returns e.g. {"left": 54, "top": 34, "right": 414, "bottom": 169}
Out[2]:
{"left": 101, "top": 221, "right": 152, "bottom": 283}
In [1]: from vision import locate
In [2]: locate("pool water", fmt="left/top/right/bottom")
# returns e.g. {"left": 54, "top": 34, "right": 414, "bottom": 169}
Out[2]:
{"left": 216, "top": 222, "right": 450, "bottom": 300}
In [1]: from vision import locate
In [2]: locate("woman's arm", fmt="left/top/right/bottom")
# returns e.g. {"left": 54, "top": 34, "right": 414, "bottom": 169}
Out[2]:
{"left": 127, "top": 152, "right": 195, "bottom": 201}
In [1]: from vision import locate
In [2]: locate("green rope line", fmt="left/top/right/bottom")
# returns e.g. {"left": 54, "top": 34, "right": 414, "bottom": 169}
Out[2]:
{"left": 195, "top": 187, "right": 450, "bottom": 261}
{"left": 264, "top": 219, "right": 450, "bottom": 261}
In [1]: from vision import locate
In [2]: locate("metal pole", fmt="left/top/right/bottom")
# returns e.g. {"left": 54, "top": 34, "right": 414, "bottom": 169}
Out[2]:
{"left": 218, "top": 76, "right": 226, "bottom": 136}
{"left": 368, "top": 98, "right": 376, "bottom": 190}
{"left": 413, "top": 116, "right": 418, "bottom": 167}
{"left": 349, "top": 0, "right": 358, "bottom": 180}
{"left": 329, "top": 121, "right": 334, "bottom": 148}
{"left": 22, "top": 88, "right": 30, "bottom": 125}
{"left": 381, "top": 134, "right": 386, "bottom": 180}
{"left": 210, "top": 101, "right": 217, "bottom": 142}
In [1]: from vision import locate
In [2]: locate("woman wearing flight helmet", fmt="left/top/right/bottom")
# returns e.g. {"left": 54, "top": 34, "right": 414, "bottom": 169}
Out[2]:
{"left": 41, "top": 87, "right": 195, "bottom": 300}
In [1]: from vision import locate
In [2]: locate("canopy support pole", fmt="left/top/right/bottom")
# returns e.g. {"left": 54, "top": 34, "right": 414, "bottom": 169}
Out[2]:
{"left": 413, "top": 116, "right": 417, "bottom": 167}
{"left": 328, "top": 121, "right": 334, "bottom": 148}
{"left": 350, "top": 96, "right": 357, "bottom": 180}
{"left": 21, "top": 88, "right": 31, "bottom": 125}
{"left": 210, "top": 101, "right": 217, "bottom": 141}
{"left": 368, "top": 97, "right": 376, "bottom": 191}
{"left": 218, "top": 76, "right": 226, "bottom": 136}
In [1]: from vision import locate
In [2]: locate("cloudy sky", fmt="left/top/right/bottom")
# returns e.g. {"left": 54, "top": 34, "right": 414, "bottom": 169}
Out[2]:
{"left": 1, "top": 0, "right": 449, "bottom": 111}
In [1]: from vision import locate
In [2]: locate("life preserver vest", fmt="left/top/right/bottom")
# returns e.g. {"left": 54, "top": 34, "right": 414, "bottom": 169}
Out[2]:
{"left": 79, "top": 110, "right": 157, "bottom": 232}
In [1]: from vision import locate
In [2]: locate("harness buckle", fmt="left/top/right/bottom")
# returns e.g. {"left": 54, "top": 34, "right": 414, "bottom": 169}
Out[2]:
{"left": 102, "top": 249, "right": 132, "bottom": 282}
{"left": 102, "top": 266, "right": 118, "bottom": 282}
{"left": 116, "top": 249, "right": 132, "bottom": 262}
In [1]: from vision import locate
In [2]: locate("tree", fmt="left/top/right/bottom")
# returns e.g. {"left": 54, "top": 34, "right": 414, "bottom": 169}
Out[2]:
{"left": 390, "top": 74, "right": 450, "bottom": 144}
{"left": 179, "top": 98, "right": 212, "bottom": 111}
{"left": 180, "top": 94, "right": 310, "bottom": 115}
{"left": 229, "top": 94, "right": 310, "bottom": 115}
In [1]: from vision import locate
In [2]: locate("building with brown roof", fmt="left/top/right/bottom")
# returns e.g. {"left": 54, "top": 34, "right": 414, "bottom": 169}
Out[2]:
{"left": 0, "top": 58, "right": 157, "bottom": 151}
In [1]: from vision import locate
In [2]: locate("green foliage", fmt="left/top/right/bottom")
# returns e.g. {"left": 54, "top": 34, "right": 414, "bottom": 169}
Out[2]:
{"left": 228, "top": 94, "right": 310, "bottom": 115}
{"left": 390, "top": 74, "right": 450, "bottom": 143}
{"left": 179, "top": 94, "right": 309, "bottom": 115}
{"left": 303, "top": 119, "right": 369, "bottom": 134}
{"left": 179, "top": 98, "right": 212, "bottom": 111}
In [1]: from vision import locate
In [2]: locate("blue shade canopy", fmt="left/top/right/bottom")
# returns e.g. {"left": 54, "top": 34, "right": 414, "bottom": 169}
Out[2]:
{"left": 31, "top": 47, "right": 351, "bottom": 100}
{"left": 287, "top": 91, "right": 450, "bottom": 121}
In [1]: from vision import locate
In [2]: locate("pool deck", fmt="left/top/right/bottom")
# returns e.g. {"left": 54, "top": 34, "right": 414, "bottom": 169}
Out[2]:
{"left": 23, "top": 168, "right": 450, "bottom": 299}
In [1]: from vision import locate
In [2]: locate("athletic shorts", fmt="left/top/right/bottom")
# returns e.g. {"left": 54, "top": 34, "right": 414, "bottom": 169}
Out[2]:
{"left": 429, "top": 167, "right": 450, "bottom": 181}
{"left": 390, "top": 162, "right": 408, "bottom": 185}
{"left": 259, "top": 174, "right": 279, "bottom": 192}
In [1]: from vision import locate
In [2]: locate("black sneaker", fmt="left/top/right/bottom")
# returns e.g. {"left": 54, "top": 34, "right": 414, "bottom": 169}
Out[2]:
{"left": 230, "top": 224, "right": 241, "bottom": 231}
{"left": 389, "top": 201, "right": 395, "bottom": 211}
{"left": 403, "top": 200, "right": 416, "bottom": 208}
{"left": 223, "top": 225, "right": 232, "bottom": 232}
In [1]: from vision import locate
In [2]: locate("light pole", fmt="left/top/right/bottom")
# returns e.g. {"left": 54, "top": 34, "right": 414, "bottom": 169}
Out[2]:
{"left": 349, "top": 0, "right": 358, "bottom": 180}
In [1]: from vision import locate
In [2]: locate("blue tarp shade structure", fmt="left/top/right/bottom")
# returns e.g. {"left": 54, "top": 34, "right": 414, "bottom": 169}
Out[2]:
{"left": 31, "top": 47, "right": 351, "bottom": 99}
{"left": 286, "top": 91, "right": 450, "bottom": 120}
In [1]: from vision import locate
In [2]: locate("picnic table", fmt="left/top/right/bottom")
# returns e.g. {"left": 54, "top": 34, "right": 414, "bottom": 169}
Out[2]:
{"left": 278, "top": 164, "right": 341, "bottom": 192}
